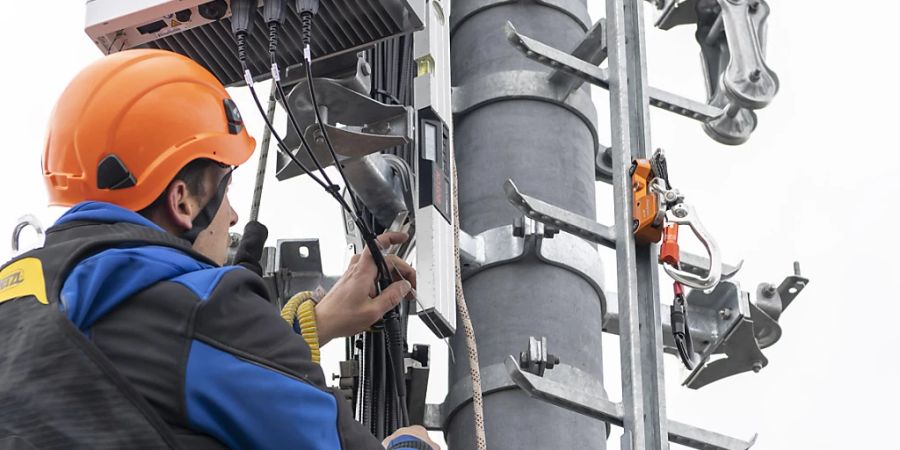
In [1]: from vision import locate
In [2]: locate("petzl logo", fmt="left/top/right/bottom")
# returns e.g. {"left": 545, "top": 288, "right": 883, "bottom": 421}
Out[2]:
{"left": 0, "top": 270, "right": 24, "bottom": 290}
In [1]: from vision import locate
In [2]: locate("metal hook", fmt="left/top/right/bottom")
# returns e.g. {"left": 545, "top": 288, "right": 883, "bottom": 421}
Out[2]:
{"left": 11, "top": 214, "right": 44, "bottom": 254}
{"left": 663, "top": 203, "right": 722, "bottom": 291}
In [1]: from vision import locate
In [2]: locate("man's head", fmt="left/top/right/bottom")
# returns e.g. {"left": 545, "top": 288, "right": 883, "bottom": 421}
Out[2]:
{"left": 42, "top": 49, "right": 255, "bottom": 263}
{"left": 138, "top": 159, "right": 238, "bottom": 265}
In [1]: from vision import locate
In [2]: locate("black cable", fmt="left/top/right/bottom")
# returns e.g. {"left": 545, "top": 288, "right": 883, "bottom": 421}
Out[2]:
{"left": 263, "top": 9, "right": 340, "bottom": 198}
{"left": 297, "top": 12, "right": 364, "bottom": 218}
{"left": 235, "top": 33, "right": 362, "bottom": 224}
{"left": 272, "top": 60, "right": 336, "bottom": 188}
{"left": 245, "top": 0, "right": 408, "bottom": 431}
{"left": 670, "top": 284, "right": 695, "bottom": 370}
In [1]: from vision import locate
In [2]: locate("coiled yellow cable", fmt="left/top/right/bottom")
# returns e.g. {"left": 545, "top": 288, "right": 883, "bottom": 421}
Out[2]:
{"left": 280, "top": 291, "right": 320, "bottom": 364}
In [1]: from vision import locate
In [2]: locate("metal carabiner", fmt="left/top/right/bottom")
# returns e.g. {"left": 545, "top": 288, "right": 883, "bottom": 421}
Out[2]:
{"left": 11, "top": 214, "right": 44, "bottom": 254}
{"left": 662, "top": 203, "right": 722, "bottom": 291}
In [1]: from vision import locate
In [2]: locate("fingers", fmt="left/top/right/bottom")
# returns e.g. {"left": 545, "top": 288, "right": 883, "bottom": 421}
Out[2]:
{"left": 355, "top": 232, "right": 410, "bottom": 279}
{"left": 386, "top": 255, "right": 416, "bottom": 289}
{"left": 375, "top": 231, "right": 408, "bottom": 249}
{"left": 371, "top": 280, "right": 412, "bottom": 317}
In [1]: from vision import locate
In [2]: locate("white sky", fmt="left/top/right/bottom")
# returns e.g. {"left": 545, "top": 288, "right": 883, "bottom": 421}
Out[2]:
{"left": 1, "top": 1, "right": 897, "bottom": 449}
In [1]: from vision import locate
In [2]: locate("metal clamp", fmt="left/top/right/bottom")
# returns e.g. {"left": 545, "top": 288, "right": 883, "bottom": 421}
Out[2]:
{"left": 449, "top": 0, "right": 592, "bottom": 35}
{"left": 505, "top": 356, "right": 757, "bottom": 449}
{"left": 519, "top": 336, "right": 559, "bottom": 377}
{"left": 604, "top": 282, "right": 744, "bottom": 367}
{"left": 431, "top": 353, "right": 607, "bottom": 432}
{"left": 605, "top": 266, "right": 809, "bottom": 390}
{"left": 458, "top": 216, "right": 607, "bottom": 314}
{"left": 451, "top": 69, "right": 600, "bottom": 156}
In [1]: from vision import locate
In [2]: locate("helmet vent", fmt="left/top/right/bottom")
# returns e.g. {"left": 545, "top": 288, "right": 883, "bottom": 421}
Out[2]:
{"left": 97, "top": 154, "right": 137, "bottom": 190}
{"left": 223, "top": 98, "right": 244, "bottom": 134}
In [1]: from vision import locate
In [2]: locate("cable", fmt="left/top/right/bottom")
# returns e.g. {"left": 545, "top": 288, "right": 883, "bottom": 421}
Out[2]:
{"left": 263, "top": 0, "right": 340, "bottom": 200}
{"left": 298, "top": 13, "right": 364, "bottom": 218}
{"left": 229, "top": 3, "right": 358, "bottom": 220}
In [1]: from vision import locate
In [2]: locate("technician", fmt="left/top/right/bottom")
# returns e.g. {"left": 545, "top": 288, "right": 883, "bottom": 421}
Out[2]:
{"left": 0, "top": 49, "right": 438, "bottom": 450}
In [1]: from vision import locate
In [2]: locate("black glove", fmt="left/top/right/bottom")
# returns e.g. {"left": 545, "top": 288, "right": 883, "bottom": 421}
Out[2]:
{"left": 233, "top": 221, "right": 268, "bottom": 276}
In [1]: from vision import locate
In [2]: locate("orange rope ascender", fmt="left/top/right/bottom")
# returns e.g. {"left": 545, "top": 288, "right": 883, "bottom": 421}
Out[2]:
{"left": 631, "top": 149, "right": 696, "bottom": 369}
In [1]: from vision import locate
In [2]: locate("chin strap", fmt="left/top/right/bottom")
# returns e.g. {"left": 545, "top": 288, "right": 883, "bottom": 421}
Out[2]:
{"left": 181, "top": 169, "right": 234, "bottom": 244}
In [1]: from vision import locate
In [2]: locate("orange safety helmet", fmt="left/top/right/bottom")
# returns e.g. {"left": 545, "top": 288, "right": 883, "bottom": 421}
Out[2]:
{"left": 43, "top": 49, "right": 256, "bottom": 211}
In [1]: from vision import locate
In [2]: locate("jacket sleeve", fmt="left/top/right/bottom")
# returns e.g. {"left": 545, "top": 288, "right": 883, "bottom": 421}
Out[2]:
{"left": 176, "top": 267, "right": 384, "bottom": 450}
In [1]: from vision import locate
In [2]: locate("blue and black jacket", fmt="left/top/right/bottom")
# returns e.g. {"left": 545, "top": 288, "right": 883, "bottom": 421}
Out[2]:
{"left": 0, "top": 202, "right": 414, "bottom": 449}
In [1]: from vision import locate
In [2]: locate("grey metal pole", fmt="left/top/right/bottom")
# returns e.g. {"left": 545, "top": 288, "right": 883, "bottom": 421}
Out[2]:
{"left": 448, "top": 1, "right": 606, "bottom": 448}
{"left": 606, "top": 0, "right": 669, "bottom": 448}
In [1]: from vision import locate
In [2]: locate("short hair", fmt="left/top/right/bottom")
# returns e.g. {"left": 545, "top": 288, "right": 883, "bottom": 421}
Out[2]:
{"left": 138, "top": 158, "right": 221, "bottom": 217}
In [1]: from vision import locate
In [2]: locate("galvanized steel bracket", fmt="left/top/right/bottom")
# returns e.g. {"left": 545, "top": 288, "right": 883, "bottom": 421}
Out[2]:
{"left": 450, "top": 0, "right": 592, "bottom": 35}
{"left": 505, "top": 356, "right": 758, "bottom": 449}
{"left": 458, "top": 216, "right": 606, "bottom": 316}
{"left": 278, "top": 76, "right": 414, "bottom": 180}
{"left": 503, "top": 19, "right": 774, "bottom": 146}
{"left": 428, "top": 357, "right": 606, "bottom": 432}
{"left": 451, "top": 69, "right": 600, "bottom": 156}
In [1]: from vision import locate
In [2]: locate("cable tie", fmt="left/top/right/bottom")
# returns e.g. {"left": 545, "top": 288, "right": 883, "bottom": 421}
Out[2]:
{"left": 304, "top": 45, "right": 312, "bottom": 62}
{"left": 244, "top": 69, "right": 254, "bottom": 87}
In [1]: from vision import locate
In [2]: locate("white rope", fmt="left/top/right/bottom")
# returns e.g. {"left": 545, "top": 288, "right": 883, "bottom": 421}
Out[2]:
{"left": 451, "top": 159, "right": 487, "bottom": 450}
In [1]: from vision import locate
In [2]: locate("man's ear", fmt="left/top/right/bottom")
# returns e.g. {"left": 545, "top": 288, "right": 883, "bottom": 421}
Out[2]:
{"left": 162, "top": 180, "right": 197, "bottom": 232}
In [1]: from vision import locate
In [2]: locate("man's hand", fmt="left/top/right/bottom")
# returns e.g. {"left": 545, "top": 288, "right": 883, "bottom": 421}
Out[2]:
{"left": 233, "top": 221, "right": 268, "bottom": 276}
{"left": 383, "top": 425, "right": 440, "bottom": 449}
{"left": 314, "top": 232, "right": 416, "bottom": 346}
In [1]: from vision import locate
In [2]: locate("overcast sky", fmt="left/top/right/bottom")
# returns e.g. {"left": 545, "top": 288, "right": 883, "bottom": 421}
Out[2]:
{"left": 0, "top": 1, "right": 896, "bottom": 449}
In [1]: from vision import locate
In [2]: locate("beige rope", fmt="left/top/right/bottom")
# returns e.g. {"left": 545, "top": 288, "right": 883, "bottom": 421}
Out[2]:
{"left": 452, "top": 159, "right": 487, "bottom": 449}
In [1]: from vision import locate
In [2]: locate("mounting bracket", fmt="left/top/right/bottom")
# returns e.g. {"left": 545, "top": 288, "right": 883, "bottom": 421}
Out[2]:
{"left": 505, "top": 355, "right": 757, "bottom": 449}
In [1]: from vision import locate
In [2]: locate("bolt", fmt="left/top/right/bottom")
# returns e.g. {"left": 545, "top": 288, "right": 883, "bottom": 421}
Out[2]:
{"left": 546, "top": 354, "right": 560, "bottom": 370}
{"left": 750, "top": 69, "right": 762, "bottom": 82}
{"left": 513, "top": 217, "right": 525, "bottom": 237}
{"left": 762, "top": 284, "right": 776, "bottom": 298}
{"left": 752, "top": 361, "right": 764, "bottom": 373}
{"left": 719, "top": 308, "right": 732, "bottom": 320}
{"left": 749, "top": 1, "right": 760, "bottom": 12}
{"left": 673, "top": 207, "right": 688, "bottom": 218}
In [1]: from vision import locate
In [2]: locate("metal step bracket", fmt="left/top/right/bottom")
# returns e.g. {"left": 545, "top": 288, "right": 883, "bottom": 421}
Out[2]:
{"left": 504, "top": 22, "right": 724, "bottom": 124}
{"left": 504, "top": 19, "right": 775, "bottom": 146}
{"left": 504, "top": 355, "right": 757, "bottom": 450}
{"left": 504, "top": 178, "right": 809, "bottom": 387}
{"left": 503, "top": 179, "right": 741, "bottom": 282}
